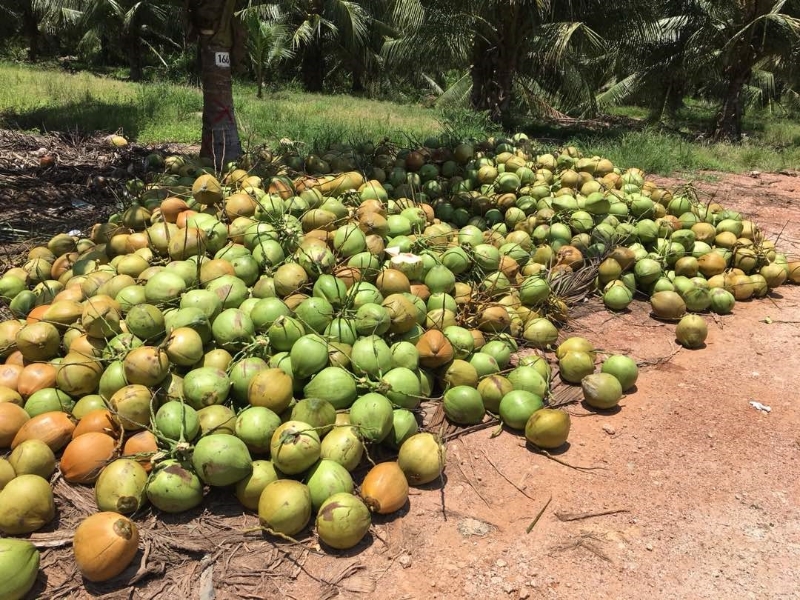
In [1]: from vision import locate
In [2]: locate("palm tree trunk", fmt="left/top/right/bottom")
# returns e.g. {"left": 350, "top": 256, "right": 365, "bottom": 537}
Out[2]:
{"left": 190, "top": 43, "right": 201, "bottom": 87}
{"left": 351, "top": 66, "right": 365, "bottom": 94}
{"left": 199, "top": 38, "right": 242, "bottom": 168}
{"left": 127, "top": 36, "right": 143, "bottom": 82}
{"left": 665, "top": 84, "right": 685, "bottom": 118}
{"left": 469, "top": 5, "right": 523, "bottom": 127}
{"left": 469, "top": 34, "right": 515, "bottom": 126}
{"left": 100, "top": 35, "right": 111, "bottom": 66}
{"left": 22, "top": 3, "right": 38, "bottom": 62}
{"left": 190, "top": 0, "right": 242, "bottom": 168}
{"left": 302, "top": 37, "right": 325, "bottom": 93}
{"left": 712, "top": 66, "right": 751, "bottom": 142}
{"left": 711, "top": 2, "right": 763, "bottom": 142}
{"left": 650, "top": 82, "right": 685, "bottom": 123}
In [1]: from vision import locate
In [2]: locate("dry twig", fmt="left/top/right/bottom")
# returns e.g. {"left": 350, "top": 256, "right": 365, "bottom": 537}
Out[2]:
{"left": 551, "top": 532, "right": 612, "bottom": 562}
{"left": 526, "top": 496, "right": 552, "bottom": 534}
{"left": 529, "top": 447, "right": 607, "bottom": 473}
{"left": 480, "top": 449, "right": 536, "bottom": 501}
{"left": 452, "top": 452, "right": 491, "bottom": 506}
{"left": 555, "top": 508, "right": 629, "bottom": 522}
{"left": 637, "top": 344, "right": 682, "bottom": 368}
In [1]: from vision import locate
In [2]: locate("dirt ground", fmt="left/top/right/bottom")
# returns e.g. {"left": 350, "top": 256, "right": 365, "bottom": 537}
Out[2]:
{"left": 3, "top": 132, "right": 800, "bottom": 599}
{"left": 0, "top": 130, "right": 173, "bottom": 265}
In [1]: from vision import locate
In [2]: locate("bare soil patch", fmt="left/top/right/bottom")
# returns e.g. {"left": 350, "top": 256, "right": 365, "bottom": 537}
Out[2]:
{"left": 0, "top": 130, "right": 193, "bottom": 266}
{"left": 0, "top": 130, "right": 131, "bottom": 245}
{"left": 2, "top": 131, "right": 799, "bottom": 599}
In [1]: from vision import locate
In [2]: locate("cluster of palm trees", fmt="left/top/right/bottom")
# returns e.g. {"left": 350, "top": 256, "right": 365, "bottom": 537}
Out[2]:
{"left": 3, "top": 0, "right": 799, "bottom": 150}
{"left": 1, "top": 0, "right": 182, "bottom": 78}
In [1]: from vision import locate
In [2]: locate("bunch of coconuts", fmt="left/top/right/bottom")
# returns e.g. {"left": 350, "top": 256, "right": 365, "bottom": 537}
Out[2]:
{"left": 0, "top": 132, "right": 794, "bottom": 590}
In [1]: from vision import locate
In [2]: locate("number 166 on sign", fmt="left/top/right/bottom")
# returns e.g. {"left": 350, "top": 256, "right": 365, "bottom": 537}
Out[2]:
{"left": 215, "top": 52, "right": 230, "bottom": 68}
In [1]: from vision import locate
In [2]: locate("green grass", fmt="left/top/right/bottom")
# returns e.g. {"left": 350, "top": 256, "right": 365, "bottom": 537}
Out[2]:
{"left": 0, "top": 62, "right": 442, "bottom": 148}
{"left": 568, "top": 129, "right": 800, "bottom": 176}
{"left": 2, "top": 61, "right": 799, "bottom": 175}
{"left": 597, "top": 101, "right": 800, "bottom": 174}
{"left": 529, "top": 100, "right": 800, "bottom": 175}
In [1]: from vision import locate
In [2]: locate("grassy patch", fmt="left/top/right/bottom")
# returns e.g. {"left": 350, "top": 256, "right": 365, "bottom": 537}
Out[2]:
{"left": 2, "top": 62, "right": 798, "bottom": 175}
{"left": 234, "top": 86, "right": 444, "bottom": 152}
{"left": 568, "top": 129, "right": 800, "bottom": 175}
{"left": 576, "top": 101, "right": 800, "bottom": 174}
{"left": 0, "top": 62, "right": 442, "bottom": 148}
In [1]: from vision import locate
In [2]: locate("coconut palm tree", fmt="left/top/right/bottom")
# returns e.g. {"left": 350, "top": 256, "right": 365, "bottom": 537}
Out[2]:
{"left": 1, "top": 0, "right": 82, "bottom": 61}
{"left": 710, "top": 1, "right": 800, "bottom": 140}
{"left": 382, "top": 0, "right": 646, "bottom": 125}
{"left": 240, "top": 11, "right": 292, "bottom": 97}
{"left": 601, "top": 0, "right": 800, "bottom": 140}
{"left": 76, "top": 0, "right": 182, "bottom": 80}
{"left": 597, "top": 5, "right": 694, "bottom": 122}
{"left": 3, "top": 0, "right": 45, "bottom": 61}
{"left": 487, "top": 4, "right": 616, "bottom": 121}
{"left": 237, "top": 0, "right": 371, "bottom": 93}
{"left": 187, "top": 0, "right": 242, "bottom": 167}
{"left": 381, "top": 0, "right": 471, "bottom": 103}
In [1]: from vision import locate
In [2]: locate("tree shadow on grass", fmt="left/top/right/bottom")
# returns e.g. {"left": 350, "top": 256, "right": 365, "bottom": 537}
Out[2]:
{"left": 499, "top": 111, "right": 655, "bottom": 146}
{"left": 2, "top": 100, "right": 146, "bottom": 138}
{"left": 515, "top": 120, "right": 634, "bottom": 145}
{"left": 506, "top": 111, "right": 715, "bottom": 150}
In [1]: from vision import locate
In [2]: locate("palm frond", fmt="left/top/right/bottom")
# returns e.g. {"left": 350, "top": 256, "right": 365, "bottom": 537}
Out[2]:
{"left": 435, "top": 71, "right": 472, "bottom": 108}
{"left": 420, "top": 72, "right": 444, "bottom": 95}
{"left": 141, "top": 36, "right": 168, "bottom": 67}
{"left": 292, "top": 18, "right": 318, "bottom": 48}
{"left": 390, "top": 0, "right": 423, "bottom": 32}
{"left": 539, "top": 21, "right": 605, "bottom": 66}
{"left": 516, "top": 76, "right": 570, "bottom": 119}
{"left": 326, "top": 0, "right": 369, "bottom": 48}
{"left": 236, "top": 2, "right": 283, "bottom": 22}
{"left": 595, "top": 72, "right": 642, "bottom": 108}
{"left": 725, "top": 11, "right": 800, "bottom": 54}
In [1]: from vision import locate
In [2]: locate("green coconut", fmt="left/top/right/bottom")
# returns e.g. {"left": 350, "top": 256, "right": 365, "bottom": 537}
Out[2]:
{"left": 290, "top": 398, "right": 336, "bottom": 435}
{"left": 559, "top": 351, "right": 595, "bottom": 384}
{"left": 305, "top": 459, "right": 354, "bottom": 511}
{"left": 234, "top": 460, "right": 279, "bottom": 511}
{"left": 348, "top": 393, "right": 394, "bottom": 443}
{"left": 316, "top": 493, "right": 371, "bottom": 550}
{"left": 499, "top": 390, "right": 544, "bottom": 430}
{"left": 443, "top": 386, "right": 485, "bottom": 425}
{"left": 525, "top": 409, "right": 571, "bottom": 449}
{"left": 0, "top": 474, "right": 55, "bottom": 534}
{"left": 0, "top": 538, "right": 40, "bottom": 600}
{"left": 581, "top": 373, "right": 623, "bottom": 409}
{"left": 709, "top": 288, "right": 735, "bottom": 315}
{"left": 601, "top": 355, "right": 639, "bottom": 392}
{"left": 258, "top": 479, "right": 312, "bottom": 536}
{"left": 556, "top": 337, "right": 595, "bottom": 359}
{"left": 675, "top": 314, "right": 708, "bottom": 349}
{"left": 650, "top": 290, "right": 687, "bottom": 320}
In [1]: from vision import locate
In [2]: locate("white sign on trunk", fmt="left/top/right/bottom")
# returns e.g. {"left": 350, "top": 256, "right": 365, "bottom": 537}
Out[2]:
{"left": 215, "top": 52, "right": 230, "bottom": 68}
